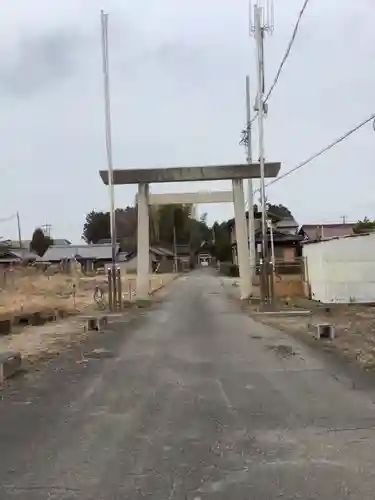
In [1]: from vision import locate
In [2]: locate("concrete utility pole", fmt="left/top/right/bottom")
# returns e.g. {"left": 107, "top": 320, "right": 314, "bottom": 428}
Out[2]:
{"left": 252, "top": 1, "right": 274, "bottom": 306}
{"left": 173, "top": 224, "right": 178, "bottom": 273}
{"left": 101, "top": 10, "right": 118, "bottom": 309}
{"left": 16, "top": 212, "right": 23, "bottom": 258}
{"left": 245, "top": 75, "right": 256, "bottom": 288}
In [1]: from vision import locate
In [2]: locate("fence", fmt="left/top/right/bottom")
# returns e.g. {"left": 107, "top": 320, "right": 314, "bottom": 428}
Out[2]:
{"left": 220, "top": 258, "right": 305, "bottom": 278}
{"left": 219, "top": 258, "right": 308, "bottom": 298}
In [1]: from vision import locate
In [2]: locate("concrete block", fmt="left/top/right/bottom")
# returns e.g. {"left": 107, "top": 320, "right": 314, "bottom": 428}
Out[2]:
{"left": 53, "top": 309, "right": 63, "bottom": 321}
{"left": 122, "top": 300, "right": 136, "bottom": 309}
{"left": 12, "top": 313, "right": 27, "bottom": 326}
{"left": 30, "top": 312, "right": 45, "bottom": 326}
{"left": 0, "top": 319, "right": 12, "bottom": 336}
{"left": 0, "top": 351, "right": 22, "bottom": 384}
{"left": 315, "top": 323, "right": 335, "bottom": 340}
{"left": 136, "top": 299, "right": 152, "bottom": 309}
{"left": 40, "top": 310, "right": 56, "bottom": 323}
{"left": 84, "top": 315, "right": 108, "bottom": 332}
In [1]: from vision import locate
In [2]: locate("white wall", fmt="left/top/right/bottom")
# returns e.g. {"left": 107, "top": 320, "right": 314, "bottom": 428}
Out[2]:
{"left": 303, "top": 233, "right": 375, "bottom": 303}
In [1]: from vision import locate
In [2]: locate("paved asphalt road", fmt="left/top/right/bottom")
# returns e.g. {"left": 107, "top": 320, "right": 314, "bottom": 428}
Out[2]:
{"left": 2, "top": 271, "right": 375, "bottom": 499}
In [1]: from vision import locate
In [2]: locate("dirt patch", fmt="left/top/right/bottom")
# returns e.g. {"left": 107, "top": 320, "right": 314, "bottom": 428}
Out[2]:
{"left": 0, "top": 316, "right": 89, "bottom": 365}
{"left": 266, "top": 344, "right": 297, "bottom": 358}
{"left": 274, "top": 279, "right": 307, "bottom": 298}
{"left": 85, "top": 348, "right": 116, "bottom": 360}
{"left": 0, "top": 271, "right": 179, "bottom": 367}
{"left": 243, "top": 298, "right": 375, "bottom": 371}
{"left": 221, "top": 276, "right": 375, "bottom": 371}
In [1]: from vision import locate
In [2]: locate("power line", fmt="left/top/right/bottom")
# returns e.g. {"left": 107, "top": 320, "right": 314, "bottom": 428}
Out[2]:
{"left": 264, "top": 0, "right": 311, "bottom": 103}
{"left": 239, "top": 113, "right": 259, "bottom": 147}
{"left": 264, "top": 113, "right": 375, "bottom": 190}
{"left": 0, "top": 213, "right": 16, "bottom": 223}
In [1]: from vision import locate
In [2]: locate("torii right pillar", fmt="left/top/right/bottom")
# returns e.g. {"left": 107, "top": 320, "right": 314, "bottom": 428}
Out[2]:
{"left": 136, "top": 182, "right": 150, "bottom": 300}
{"left": 232, "top": 179, "right": 251, "bottom": 299}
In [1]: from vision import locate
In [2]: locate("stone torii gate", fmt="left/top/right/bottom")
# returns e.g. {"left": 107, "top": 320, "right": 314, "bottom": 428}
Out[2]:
{"left": 99, "top": 162, "right": 280, "bottom": 300}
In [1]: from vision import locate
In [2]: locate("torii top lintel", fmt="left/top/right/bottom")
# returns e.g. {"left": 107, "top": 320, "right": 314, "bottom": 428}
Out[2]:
{"left": 99, "top": 162, "right": 281, "bottom": 185}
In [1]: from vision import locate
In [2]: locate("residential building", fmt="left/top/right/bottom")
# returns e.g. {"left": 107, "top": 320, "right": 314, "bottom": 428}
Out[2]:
{"left": 115, "top": 246, "right": 175, "bottom": 274}
{"left": 229, "top": 210, "right": 303, "bottom": 268}
{"left": 36, "top": 243, "right": 121, "bottom": 271}
{"left": 0, "top": 248, "right": 37, "bottom": 267}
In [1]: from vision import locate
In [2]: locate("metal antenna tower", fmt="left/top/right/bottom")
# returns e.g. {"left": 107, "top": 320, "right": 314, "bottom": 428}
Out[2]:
{"left": 250, "top": 0, "right": 275, "bottom": 307}
{"left": 41, "top": 224, "right": 52, "bottom": 238}
{"left": 249, "top": 0, "right": 274, "bottom": 35}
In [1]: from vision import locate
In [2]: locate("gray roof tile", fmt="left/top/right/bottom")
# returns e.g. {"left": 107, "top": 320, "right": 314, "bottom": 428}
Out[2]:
{"left": 275, "top": 217, "right": 298, "bottom": 229}
{"left": 10, "top": 239, "right": 71, "bottom": 249}
{"left": 300, "top": 224, "right": 355, "bottom": 240}
{"left": 37, "top": 244, "right": 119, "bottom": 262}
{"left": 10, "top": 250, "right": 38, "bottom": 260}
{"left": 150, "top": 246, "right": 174, "bottom": 257}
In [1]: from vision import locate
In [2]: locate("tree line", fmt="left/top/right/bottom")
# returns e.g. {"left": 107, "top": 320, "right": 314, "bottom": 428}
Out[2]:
{"left": 82, "top": 205, "right": 219, "bottom": 257}
{"left": 81, "top": 202, "right": 296, "bottom": 262}
{"left": 0, "top": 228, "right": 53, "bottom": 258}
{"left": 3, "top": 203, "right": 373, "bottom": 260}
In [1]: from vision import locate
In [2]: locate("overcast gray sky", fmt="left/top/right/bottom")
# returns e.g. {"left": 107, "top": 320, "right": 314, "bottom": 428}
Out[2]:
{"left": 1, "top": 0, "right": 374, "bottom": 243}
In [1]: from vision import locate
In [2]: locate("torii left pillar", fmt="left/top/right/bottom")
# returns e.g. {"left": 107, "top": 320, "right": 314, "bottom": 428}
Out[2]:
{"left": 136, "top": 183, "right": 150, "bottom": 299}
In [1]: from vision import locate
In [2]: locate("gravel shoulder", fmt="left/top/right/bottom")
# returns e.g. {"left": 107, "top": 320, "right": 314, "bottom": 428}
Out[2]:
{"left": 221, "top": 275, "right": 375, "bottom": 379}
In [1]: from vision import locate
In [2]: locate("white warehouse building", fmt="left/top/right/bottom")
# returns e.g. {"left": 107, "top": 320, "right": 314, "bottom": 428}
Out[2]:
{"left": 303, "top": 233, "right": 375, "bottom": 304}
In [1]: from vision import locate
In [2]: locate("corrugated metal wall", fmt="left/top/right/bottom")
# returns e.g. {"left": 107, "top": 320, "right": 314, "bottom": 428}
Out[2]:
{"left": 303, "top": 233, "right": 375, "bottom": 303}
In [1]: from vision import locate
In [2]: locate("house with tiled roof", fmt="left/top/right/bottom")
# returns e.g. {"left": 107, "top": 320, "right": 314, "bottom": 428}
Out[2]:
{"left": 35, "top": 243, "right": 121, "bottom": 268}
{"left": 228, "top": 208, "right": 303, "bottom": 269}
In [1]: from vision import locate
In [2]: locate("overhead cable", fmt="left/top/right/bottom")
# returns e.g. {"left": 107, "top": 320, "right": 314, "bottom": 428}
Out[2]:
{"left": 265, "top": 0, "right": 311, "bottom": 103}
{"left": 253, "top": 113, "right": 375, "bottom": 194}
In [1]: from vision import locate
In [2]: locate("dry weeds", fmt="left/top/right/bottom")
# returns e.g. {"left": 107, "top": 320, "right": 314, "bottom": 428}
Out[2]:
{"left": 0, "top": 268, "right": 176, "bottom": 317}
{"left": 0, "top": 269, "right": 178, "bottom": 363}
{"left": 0, "top": 267, "right": 100, "bottom": 318}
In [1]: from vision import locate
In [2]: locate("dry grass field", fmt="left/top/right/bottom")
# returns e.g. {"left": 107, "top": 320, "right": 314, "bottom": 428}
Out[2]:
{"left": 0, "top": 267, "right": 177, "bottom": 318}
{"left": 0, "top": 267, "right": 178, "bottom": 363}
